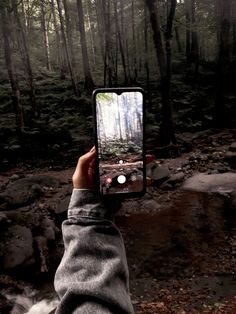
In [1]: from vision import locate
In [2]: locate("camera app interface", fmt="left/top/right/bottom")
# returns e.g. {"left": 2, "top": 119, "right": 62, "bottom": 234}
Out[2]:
{"left": 96, "top": 91, "right": 144, "bottom": 195}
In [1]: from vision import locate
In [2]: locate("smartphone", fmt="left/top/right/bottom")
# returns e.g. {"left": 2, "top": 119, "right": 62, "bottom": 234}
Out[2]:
{"left": 93, "top": 87, "right": 146, "bottom": 197}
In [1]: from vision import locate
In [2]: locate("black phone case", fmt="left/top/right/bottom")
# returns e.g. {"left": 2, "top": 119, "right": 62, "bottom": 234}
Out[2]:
{"left": 93, "top": 87, "right": 146, "bottom": 198}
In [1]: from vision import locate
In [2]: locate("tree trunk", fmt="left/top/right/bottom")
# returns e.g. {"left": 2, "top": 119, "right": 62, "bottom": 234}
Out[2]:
{"left": 40, "top": 1, "right": 51, "bottom": 71}
{"left": 233, "top": 22, "right": 236, "bottom": 57}
{"left": 12, "top": 0, "right": 38, "bottom": 118}
{"left": 57, "top": 0, "right": 80, "bottom": 95}
{"left": 21, "top": 0, "right": 27, "bottom": 31}
{"left": 85, "top": 0, "right": 96, "bottom": 69}
{"left": 0, "top": 2, "right": 24, "bottom": 129}
{"left": 145, "top": 0, "right": 176, "bottom": 145}
{"left": 144, "top": 2, "right": 150, "bottom": 89}
{"left": 114, "top": 0, "right": 128, "bottom": 84}
{"left": 120, "top": 0, "right": 131, "bottom": 83}
{"left": 76, "top": 0, "right": 94, "bottom": 89}
{"left": 94, "top": 0, "right": 105, "bottom": 62}
{"left": 166, "top": 0, "right": 177, "bottom": 85}
{"left": 51, "top": 0, "right": 66, "bottom": 79}
{"left": 131, "top": 0, "right": 137, "bottom": 82}
{"left": 114, "top": 0, "right": 118, "bottom": 85}
{"left": 103, "top": 0, "right": 111, "bottom": 86}
{"left": 186, "top": 1, "right": 191, "bottom": 63}
{"left": 214, "top": 0, "right": 231, "bottom": 127}
{"left": 62, "top": 0, "right": 77, "bottom": 71}
{"left": 190, "top": 0, "right": 199, "bottom": 71}
{"left": 175, "top": 26, "right": 182, "bottom": 53}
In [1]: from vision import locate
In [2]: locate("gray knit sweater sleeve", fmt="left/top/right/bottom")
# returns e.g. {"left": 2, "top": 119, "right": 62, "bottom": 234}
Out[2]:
{"left": 54, "top": 189, "right": 134, "bottom": 314}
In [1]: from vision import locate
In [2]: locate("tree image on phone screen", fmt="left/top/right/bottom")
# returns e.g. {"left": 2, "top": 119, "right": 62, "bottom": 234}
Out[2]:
{"left": 95, "top": 91, "right": 144, "bottom": 195}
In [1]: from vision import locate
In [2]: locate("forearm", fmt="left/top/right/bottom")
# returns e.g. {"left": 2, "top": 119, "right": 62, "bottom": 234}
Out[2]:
{"left": 54, "top": 190, "right": 134, "bottom": 314}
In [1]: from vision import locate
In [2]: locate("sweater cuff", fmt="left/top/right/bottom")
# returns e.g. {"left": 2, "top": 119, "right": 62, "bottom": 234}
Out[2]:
{"left": 68, "top": 189, "right": 113, "bottom": 221}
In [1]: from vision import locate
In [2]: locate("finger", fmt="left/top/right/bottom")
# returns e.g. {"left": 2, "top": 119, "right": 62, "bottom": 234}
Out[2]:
{"left": 89, "top": 157, "right": 96, "bottom": 170}
{"left": 77, "top": 148, "right": 97, "bottom": 170}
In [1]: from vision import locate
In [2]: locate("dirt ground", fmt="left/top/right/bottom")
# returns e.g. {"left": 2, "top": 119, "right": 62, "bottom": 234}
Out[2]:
{"left": 0, "top": 129, "right": 236, "bottom": 313}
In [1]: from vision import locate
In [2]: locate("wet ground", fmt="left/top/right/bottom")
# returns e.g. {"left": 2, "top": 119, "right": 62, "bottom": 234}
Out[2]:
{"left": 115, "top": 190, "right": 236, "bottom": 313}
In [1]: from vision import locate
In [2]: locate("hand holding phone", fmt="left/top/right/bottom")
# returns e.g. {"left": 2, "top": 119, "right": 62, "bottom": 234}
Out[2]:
{"left": 93, "top": 88, "right": 146, "bottom": 197}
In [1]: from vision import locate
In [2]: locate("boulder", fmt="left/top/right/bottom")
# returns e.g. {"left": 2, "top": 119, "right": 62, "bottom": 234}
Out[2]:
{"left": 0, "top": 225, "right": 34, "bottom": 270}
{"left": 0, "top": 175, "right": 60, "bottom": 209}
{"left": 56, "top": 196, "right": 70, "bottom": 214}
{"left": 229, "top": 142, "right": 236, "bottom": 152}
{"left": 166, "top": 172, "right": 185, "bottom": 186}
{"left": 2, "top": 209, "right": 57, "bottom": 242}
{"left": 183, "top": 172, "right": 236, "bottom": 195}
{"left": 146, "top": 163, "right": 170, "bottom": 183}
{"left": 0, "top": 184, "right": 43, "bottom": 209}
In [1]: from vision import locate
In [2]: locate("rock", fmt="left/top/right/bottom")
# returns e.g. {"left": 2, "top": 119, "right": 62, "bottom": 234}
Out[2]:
{"left": 24, "top": 175, "right": 60, "bottom": 188}
{"left": 0, "top": 175, "right": 60, "bottom": 209}
{"left": 183, "top": 173, "right": 236, "bottom": 196}
{"left": 229, "top": 142, "right": 236, "bottom": 152}
{"left": 0, "top": 212, "right": 8, "bottom": 226}
{"left": 160, "top": 182, "right": 173, "bottom": 190}
{"left": 140, "top": 199, "right": 161, "bottom": 212}
{"left": 147, "top": 164, "right": 170, "bottom": 183}
{"left": 2, "top": 207, "right": 41, "bottom": 229}
{"left": 166, "top": 172, "right": 185, "bottom": 186}
{"left": 56, "top": 196, "right": 70, "bottom": 214}
{"left": 2, "top": 209, "right": 57, "bottom": 242}
{"left": 41, "top": 217, "right": 56, "bottom": 241}
{"left": 0, "top": 225, "right": 34, "bottom": 270}
{"left": 0, "top": 183, "right": 43, "bottom": 209}
{"left": 9, "top": 174, "right": 20, "bottom": 181}
{"left": 224, "top": 151, "right": 236, "bottom": 168}
{"left": 34, "top": 236, "right": 49, "bottom": 273}
{"left": 209, "top": 170, "right": 219, "bottom": 174}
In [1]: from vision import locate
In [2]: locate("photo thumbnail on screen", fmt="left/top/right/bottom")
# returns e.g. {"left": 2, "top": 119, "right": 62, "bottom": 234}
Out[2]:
{"left": 96, "top": 91, "right": 144, "bottom": 195}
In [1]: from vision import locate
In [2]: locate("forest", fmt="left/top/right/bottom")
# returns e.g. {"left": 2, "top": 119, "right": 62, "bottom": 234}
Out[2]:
{"left": 0, "top": 0, "right": 235, "bottom": 163}
{"left": 0, "top": 0, "right": 236, "bottom": 313}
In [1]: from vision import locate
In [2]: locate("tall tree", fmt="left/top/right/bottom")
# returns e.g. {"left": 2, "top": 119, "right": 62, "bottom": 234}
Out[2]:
{"left": 214, "top": 0, "right": 231, "bottom": 127}
{"left": 0, "top": 1, "right": 24, "bottom": 128}
{"left": 12, "top": 0, "right": 37, "bottom": 118}
{"left": 120, "top": 0, "right": 131, "bottom": 83}
{"left": 85, "top": 0, "right": 97, "bottom": 68}
{"left": 103, "top": 0, "right": 115, "bottom": 86}
{"left": 62, "top": 0, "right": 77, "bottom": 71}
{"left": 40, "top": 1, "right": 51, "bottom": 71}
{"left": 186, "top": 0, "right": 191, "bottom": 62}
{"left": 144, "top": 1, "right": 150, "bottom": 89}
{"left": 145, "top": 0, "right": 177, "bottom": 145}
{"left": 190, "top": 0, "right": 199, "bottom": 72}
{"left": 114, "top": 0, "right": 128, "bottom": 84}
{"left": 131, "top": 0, "right": 137, "bottom": 82}
{"left": 76, "top": 0, "right": 94, "bottom": 89}
{"left": 57, "top": 0, "right": 80, "bottom": 95}
{"left": 50, "top": 0, "right": 67, "bottom": 79}
{"left": 94, "top": 0, "right": 105, "bottom": 62}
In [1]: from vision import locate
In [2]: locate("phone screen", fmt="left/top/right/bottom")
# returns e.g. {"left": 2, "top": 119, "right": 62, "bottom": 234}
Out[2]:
{"left": 94, "top": 88, "right": 145, "bottom": 196}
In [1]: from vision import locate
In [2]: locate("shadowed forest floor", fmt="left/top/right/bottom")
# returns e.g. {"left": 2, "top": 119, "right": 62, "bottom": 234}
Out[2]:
{"left": 0, "top": 128, "right": 235, "bottom": 313}
{"left": 0, "top": 69, "right": 236, "bottom": 313}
